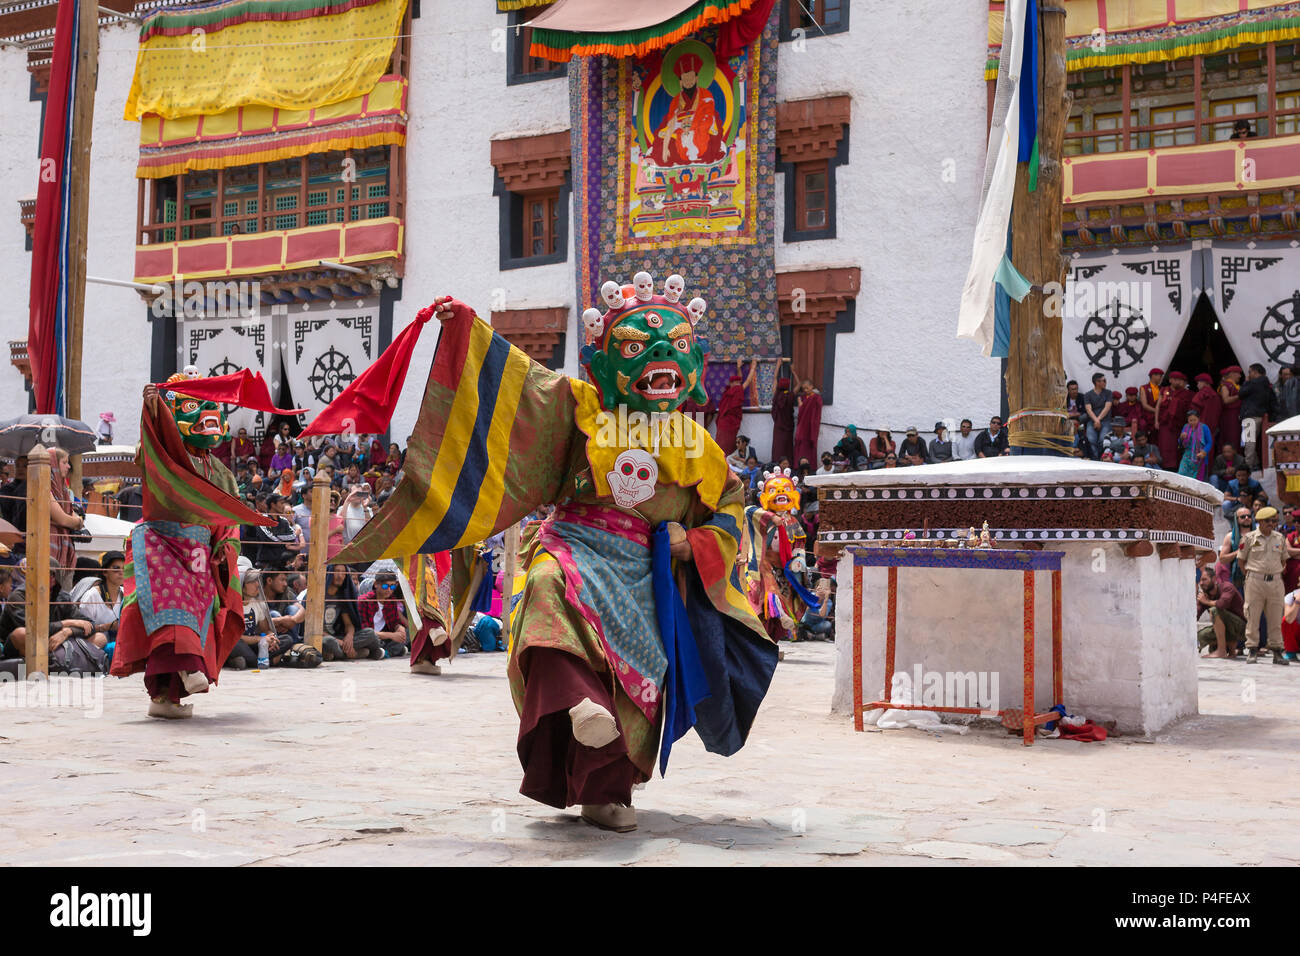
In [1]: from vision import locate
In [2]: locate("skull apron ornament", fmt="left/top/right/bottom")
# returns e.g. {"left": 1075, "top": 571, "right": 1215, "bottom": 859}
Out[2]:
{"left": 606, "top": 449, "right": 658, "bottom": 509}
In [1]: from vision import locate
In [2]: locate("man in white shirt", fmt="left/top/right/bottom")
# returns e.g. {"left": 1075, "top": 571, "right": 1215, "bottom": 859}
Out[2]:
{"left": 337, "top": 485, "right": 374, "bottom": 544}
{"left": 951, "top": 418, "right": 979, "bottom": 460}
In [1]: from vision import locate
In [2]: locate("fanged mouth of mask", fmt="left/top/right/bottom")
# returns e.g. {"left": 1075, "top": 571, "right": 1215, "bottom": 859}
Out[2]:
{"left": 633, "top": 362, "right": 684, "bottom": 400}
{"left": 772, "top": 494, "right": 789, "bottom": 506}
{"left": 192, "top": 411, "right": 222, "bottom": 436}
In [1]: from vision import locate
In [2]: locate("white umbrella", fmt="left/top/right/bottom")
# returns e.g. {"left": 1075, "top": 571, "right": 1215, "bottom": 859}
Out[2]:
{"left": 79, "top": 512, "right": 136, "bottom": 558}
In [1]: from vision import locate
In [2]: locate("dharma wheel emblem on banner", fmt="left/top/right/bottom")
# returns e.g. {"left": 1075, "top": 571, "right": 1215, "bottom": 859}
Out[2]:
{"left": 1075, "top": 298, "right": 1156, "bottom": 376}
{"left": 1252, "top": 291, "right": 1300, "bottom": 366}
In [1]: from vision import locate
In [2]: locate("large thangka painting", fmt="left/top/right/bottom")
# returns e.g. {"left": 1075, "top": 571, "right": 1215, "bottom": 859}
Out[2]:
{"left": 571, "top": 17, "right": 780, "bottom": 367}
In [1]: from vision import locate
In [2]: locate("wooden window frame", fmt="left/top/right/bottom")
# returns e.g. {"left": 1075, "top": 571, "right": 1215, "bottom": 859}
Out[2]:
{"left": 507, "top": 6, "right": 566, "bottom": 86}
{"left": 779, "top": 0, "right": 849, "bottom": 41}
{"left": 779, "top": 132, "right": 846, "bottom": 244}
{"left": 138, "top": 147, "right": 398, "bottom": 245}
{"left": 793, "top": 160, "right": 829, "bottom": 233}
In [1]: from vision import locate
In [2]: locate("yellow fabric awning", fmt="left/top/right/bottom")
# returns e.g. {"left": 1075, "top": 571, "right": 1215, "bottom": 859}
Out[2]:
{"left": 124, "top": 0, "right": 408, "bottom": 121}
{"left": 987, "top": 0, "right": 1300, "bottom": 78}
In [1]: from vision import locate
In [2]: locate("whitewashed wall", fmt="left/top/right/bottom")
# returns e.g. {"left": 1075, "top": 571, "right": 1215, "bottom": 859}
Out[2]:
{"left": 394, "top": 3, "right": 573, "bottom": 445}
{"left": 1, "top": 2, "right": 999, "bottom": 455}
{"left": 773, "top": 1, "right": 1000, "bottom": 459}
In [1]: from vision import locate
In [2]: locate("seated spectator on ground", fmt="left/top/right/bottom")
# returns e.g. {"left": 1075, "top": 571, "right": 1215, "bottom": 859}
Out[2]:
{"left": 226, "top": 569, "right": 292, "bottom": 669}
{"left": 834, "top": 426, "right": 870, "bottom": 470}
{"left": 898, "top": 427, "right": 929, "bottom": 466}
{"left": 1132, "top": 430, "right": 1161, "bottom": 468}
{"left": 740, "top": 453, "right": 762, "bottom": 490}
{"left": 952, "top": 419, "right": 978, "bottom": 460}
{"left": 868, "top": 430, "right": 895, "bottom": 468}
{"left": 797, "top": 578, "right": 834, "bottom": 641}
{"left": 1104, "top": 417, "right": 1133, "bottom": 459}
{"left": 928, "top": 422, "right": 953, "bottom": 463}
{"left": 261, "top": 569, "right": 306, "bottom": 640}
{"left": 882, "top": 452, "right": 899, "bottom": 469}
{"left": 319, "top": 564, "right": 383, "bottom": 661}
{"left": 0, "top": 569, "right": 105, "bottom": 660}
{"left": 1209, "top": 444, "right": 1241, "bottom": 492}
{"left": 357, "top": 570, "right": 409, "bottom": 658}
{"left": 78, "top": 550, "right": 124, "bottom": 643}
{"left": 818, "top": 452, "right": 835, "bottom": 475}
{"left": 1222, "top": 465, "right": 1264, "bottom": 519}
{"left": 975, "top": 416, "right": 1010, "bottom": 457}
{"left": 726, "top": 435, "right": 751, "bottom": 473}
{"left": 269, "top": 441, "right": 294, "bottom": 474}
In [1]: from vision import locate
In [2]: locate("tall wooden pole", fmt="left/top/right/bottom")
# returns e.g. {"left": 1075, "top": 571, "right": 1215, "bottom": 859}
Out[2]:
{"left": 25, "top": 446, "right": 51, "bottom": 679}
{"left": 304, "top": 474, "right": 331, "bottom": 652}
{"left": 1005, "top": 2, "right": 1074, "bottom": 453}
{"left": 66, "top": 0, "right": 99, "bottom": 490}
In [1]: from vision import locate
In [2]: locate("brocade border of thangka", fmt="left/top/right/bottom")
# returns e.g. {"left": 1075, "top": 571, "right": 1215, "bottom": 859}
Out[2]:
{"left": 568, "top": 16, "right": 780, "bottom": 367}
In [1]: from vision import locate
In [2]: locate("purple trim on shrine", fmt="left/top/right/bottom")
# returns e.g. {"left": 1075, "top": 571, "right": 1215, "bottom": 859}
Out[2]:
{"left": 850, "top": 547, "right": 1065, "bottom": 572}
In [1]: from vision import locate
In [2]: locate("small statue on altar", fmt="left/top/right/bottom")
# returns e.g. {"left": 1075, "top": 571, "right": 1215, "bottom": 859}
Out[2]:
{"left": 965, "top": 526, "right": 979, "bottom": 548}
{"left": 978, "top": 520, "right": 994, "bottom": 549}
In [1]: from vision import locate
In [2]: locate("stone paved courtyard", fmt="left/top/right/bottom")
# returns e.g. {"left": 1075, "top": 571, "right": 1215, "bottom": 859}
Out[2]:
{"left": 2, "top": 641, "right": 1297, "bottom": 866}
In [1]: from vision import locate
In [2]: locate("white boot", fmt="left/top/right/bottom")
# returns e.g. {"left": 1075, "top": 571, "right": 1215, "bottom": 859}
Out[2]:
{"left": 147, "top": 697, "right": 193, "bottom": 720}
{"left": 581, "top": 803, "right": 636, "bottom": 832}
{"left": 179, "top": 670, "right": 209, "bottom": 694}
{"left": 410, "top": 660, "right": 442, "bottom": 675}
{"left": 569, "top": 697, "right": 619, "bottom": 749}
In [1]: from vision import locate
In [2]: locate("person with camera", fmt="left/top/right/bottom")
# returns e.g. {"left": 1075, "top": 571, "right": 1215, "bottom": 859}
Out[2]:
{"left": 337, "top": 483, "right": 374, "bottom": 544}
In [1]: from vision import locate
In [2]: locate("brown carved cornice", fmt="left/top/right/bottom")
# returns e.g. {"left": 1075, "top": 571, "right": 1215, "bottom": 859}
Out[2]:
{"left": 776, "top": 266, "right": 860, "bottom": 326}
{"left": 490, "top": 307, "right": 567, "bottom": 364}
{"left": 490, "top": 131, "right": 572, "bottom": 194}
{"left": 776, "top": 95, "right": 851, "bottom": 165}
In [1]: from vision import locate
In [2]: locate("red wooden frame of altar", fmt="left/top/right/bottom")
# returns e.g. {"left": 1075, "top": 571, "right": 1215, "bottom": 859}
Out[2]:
{"left": 850, "top": 546, "right": 1064, "bottom": 747}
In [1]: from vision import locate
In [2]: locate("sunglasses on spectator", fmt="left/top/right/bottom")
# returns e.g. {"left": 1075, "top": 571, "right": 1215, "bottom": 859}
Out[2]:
{"left": 376, "top": 582, "right": 396, "bottom": 589}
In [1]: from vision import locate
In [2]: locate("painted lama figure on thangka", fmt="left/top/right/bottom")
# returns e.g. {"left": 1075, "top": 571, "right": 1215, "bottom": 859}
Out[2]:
{"left": 324, "top": 272, "right": 777, "bottom": 833}
{"left": 111, "top": 370, "right": 297, "bottom": 718}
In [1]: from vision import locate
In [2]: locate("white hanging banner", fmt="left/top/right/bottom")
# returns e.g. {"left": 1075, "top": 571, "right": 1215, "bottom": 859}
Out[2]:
{"left": 182, "top": 316, "right": 272, "bottom": 442}
{"left": 1062, "top": 247, "right": 1195, "bottom": 386}
{"left": 285, "top": 310, "right": 378, "bottom": 422}
{"left": 1210, "top": 243, "right": 1300, "bottom": 371}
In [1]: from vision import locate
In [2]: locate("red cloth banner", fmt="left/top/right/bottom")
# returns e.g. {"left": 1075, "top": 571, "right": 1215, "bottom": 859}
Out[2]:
{"left": 28, "top": 0, "right": 80, "bottom": 415}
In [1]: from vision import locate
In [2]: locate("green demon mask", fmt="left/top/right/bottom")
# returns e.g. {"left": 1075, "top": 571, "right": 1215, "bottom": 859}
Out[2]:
{"left": 162, "top": 373, "right": 229, "bottom": 450}
{"left": 584, "top": 274, "right": 709, "bottom": 416}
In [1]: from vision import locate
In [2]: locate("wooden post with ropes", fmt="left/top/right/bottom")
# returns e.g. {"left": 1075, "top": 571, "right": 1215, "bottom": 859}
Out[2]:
{"left": 1005, "top": 1, "right": 1074, "bottom": 454}
{"left": 24, "top": 446, "right": 51, "bottom": 678}
{"left": 65, "top": 0, "right": 100, "bottom": 492}
{"left": 304, "top": 473, "right": 331, "bottom": 652}
{"left": 501, "top": 522, "right": 520, "bottom": 637}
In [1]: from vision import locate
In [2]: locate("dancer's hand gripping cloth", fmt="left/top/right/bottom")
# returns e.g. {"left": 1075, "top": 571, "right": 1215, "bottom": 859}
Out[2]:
{"left": 331, "top": 292, "right": 777, "bottom": 810}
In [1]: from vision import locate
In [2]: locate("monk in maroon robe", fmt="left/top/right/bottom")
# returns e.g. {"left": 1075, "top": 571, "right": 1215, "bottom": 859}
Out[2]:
{"left": 1157, "top": 372, "right": 1193, "bottom": 471}
{"left": 793, "top": 381, "right": 822, "bottom": 467}
{"left": 770, "top": 378, "right": 796, "bottom": 463}
{"left": 1190, "top": 373, "right": 1223, "bottom": 452}
{"left": 1114, "top": 387, "right": 1143, "bottom": 434}
{"left": 1219, "top": 365, "right": 1244, "bottom": 452}
{"left": 714, "top": 359, "right": 755, "bottom": 457}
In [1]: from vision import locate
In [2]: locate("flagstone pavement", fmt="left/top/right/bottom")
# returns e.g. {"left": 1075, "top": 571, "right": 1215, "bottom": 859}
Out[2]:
{"left": 2, "top": 641, "right": 1297, "bottom": 866}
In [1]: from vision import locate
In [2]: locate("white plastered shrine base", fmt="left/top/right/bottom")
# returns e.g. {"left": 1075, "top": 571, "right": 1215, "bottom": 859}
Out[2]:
{"left": 813, "top": 458, "right": 1211, "bottom": 736}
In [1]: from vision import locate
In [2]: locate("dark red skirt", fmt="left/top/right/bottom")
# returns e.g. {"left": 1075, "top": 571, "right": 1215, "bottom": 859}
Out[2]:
{"left": 410, "top": 619, "right": 452, "bottom": 665}
{"left": 515, "top": 647, "right": 639, "bottom": 809}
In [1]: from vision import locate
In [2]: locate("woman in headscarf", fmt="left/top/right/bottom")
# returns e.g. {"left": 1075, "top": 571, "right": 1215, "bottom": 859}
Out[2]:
{"left": 368, "top": 437, "right": 387, "bottom": 471}
{"left": 833, "top": 426, "right": 869, "bottom": 470}
{"left": 1178, "top": 409, "right": 1213, "bottom": 481}
{"left": 275, "top": 466, "right": 296, "bottom": 501}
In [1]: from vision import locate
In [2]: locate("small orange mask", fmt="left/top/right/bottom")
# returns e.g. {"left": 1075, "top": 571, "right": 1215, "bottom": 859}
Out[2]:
{"left": 759, "top": 469, "right": 800, "bottom": 513}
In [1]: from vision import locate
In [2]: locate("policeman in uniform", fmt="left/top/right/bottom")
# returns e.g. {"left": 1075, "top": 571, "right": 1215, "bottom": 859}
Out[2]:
{"left": 1236, "top": 506, "right": 1293, "bottom": 664}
